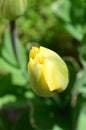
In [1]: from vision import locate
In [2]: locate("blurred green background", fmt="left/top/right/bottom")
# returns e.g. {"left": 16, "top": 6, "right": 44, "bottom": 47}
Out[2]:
{"left": 0, "top": 0, "right": 86, "bottom": 130}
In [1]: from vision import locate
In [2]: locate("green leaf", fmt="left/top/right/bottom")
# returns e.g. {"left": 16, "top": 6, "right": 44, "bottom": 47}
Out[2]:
{"left": 76, "top": 69, "right": 86, "bottom": 98}
{"left": 0, "top": 58, "right": 27, "bottom": 86}
{"left": 0, "top": 30, "right": 28, "bottom": 85}
{"left": 76, "top": 103, "right": 86, "bottom": 130}
{"left": 0, "top": 95, "right": 16, "bottom": 109}
{"left": 0, "top": 74, "right": 20, "bottom": 108}
{"left": 76, "top": 34, "right": 86, "bottom": 98}
{"left": 52, "top": 0, "right": 85, "bottom": 41}
{"left": 16, "top": 37, "right": 28, "bottom": 80}
{"left": 52, "top": 125, "right": 64, "bottom": 130}
{"left": 0, "top": 74, "right": 29, "bottom": 109}
{"left": 65, "top": 24, "right": 83, "bottom": 41}
{"left": 78, "top": 34, "right": 86, "bottom": 68}
{"left": 1, "top": 29, "right": 18, "bottom": 66}
{"left": 52, "top": 0, "right": 71, "bottom": 23}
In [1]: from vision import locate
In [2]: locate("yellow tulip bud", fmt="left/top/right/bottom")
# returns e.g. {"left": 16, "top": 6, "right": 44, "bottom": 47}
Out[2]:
{"left": 28, "top": 46, "right": 69, "bottom": 97}
{"left": 0, "top": 0, "right": 27, "bottom": 20}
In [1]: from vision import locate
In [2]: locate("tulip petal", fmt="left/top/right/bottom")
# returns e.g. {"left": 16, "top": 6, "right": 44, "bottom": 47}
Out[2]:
{"left": 39, "top": 47, "right": 69, "bottom": 92}
{"left": 28, "top": 59, "right": 42, "bottom": 83}
{"left": 28, "top": 59, "right": 54, "bottom": 97}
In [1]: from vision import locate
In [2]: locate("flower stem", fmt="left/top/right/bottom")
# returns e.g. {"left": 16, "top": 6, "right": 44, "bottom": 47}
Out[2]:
{"left": 10, "top": 20, "right": 19, "bottom": 63}
{"left": 10, "top": 20, "right": 28, "bottom": 81}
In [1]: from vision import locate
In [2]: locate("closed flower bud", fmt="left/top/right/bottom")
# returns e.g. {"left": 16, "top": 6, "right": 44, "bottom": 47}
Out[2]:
{"left": 28, "top": 46, "right": 69, "bottom": 97}
{"left": 0, "top": 0, "right": 27, "bottom": 20}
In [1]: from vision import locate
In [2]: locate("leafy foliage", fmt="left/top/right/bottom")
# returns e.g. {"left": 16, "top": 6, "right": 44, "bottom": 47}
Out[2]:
{"left": 0, "top": 0, "right": 86, "bottom": 130}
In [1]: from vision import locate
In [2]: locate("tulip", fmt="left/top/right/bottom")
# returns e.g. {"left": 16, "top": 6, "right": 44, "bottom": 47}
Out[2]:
{"left": 28, "top": 46, "right": 69, "bottom": 97}
{"left": 0, "top": 0, "right": 27, "bottom": 20}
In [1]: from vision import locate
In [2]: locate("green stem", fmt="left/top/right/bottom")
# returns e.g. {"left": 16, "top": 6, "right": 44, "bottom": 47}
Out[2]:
{"left": 10, "top": 20, "right": 19, "bottom": 63}
{"left": 10, "top": 20, "right": 28, "bottom": 81}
